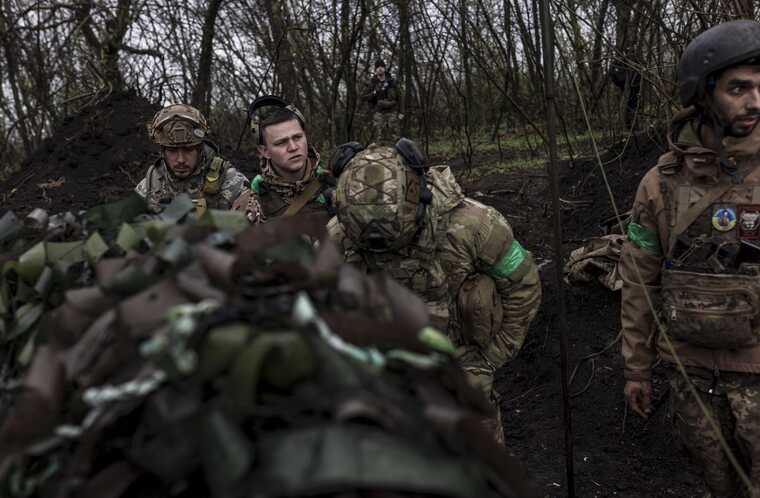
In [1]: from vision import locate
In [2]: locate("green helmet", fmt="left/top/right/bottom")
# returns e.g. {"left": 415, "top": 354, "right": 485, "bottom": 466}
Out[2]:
{"left": 149, "top": 103, "right": 209, "bottom": 147}
{"left": 336, "top": 144, "right": 424, "bottom": 252}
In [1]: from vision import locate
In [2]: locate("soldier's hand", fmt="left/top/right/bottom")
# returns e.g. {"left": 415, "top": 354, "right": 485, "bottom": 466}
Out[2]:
{"left": 624, "top": 380, "right": 652, "bottom": 418}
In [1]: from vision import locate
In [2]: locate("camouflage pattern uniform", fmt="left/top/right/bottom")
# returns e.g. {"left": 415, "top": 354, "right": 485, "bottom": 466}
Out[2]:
{"left": 135, "top": 143, "right": 247, "bottom": 213}
{"left": 328, "top": 144, "right": 541, "bottom": 441}
{"left": 363, "top": 75, "right": 399, "bottom": 144}
{"left": 135, "top": 103, "right": 248, "bottom": 214}
{"left": 231, "top": 148, "right": 334, "bottom": 223}
{"left": 620, "top": 109, "right": 760, "bottom": 497}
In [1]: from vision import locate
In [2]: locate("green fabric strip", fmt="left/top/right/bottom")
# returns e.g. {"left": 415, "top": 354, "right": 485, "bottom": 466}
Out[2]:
{"left": 251, "top": 175, "right": 265, "bottom": 194}
{"left": 627, "top": 222, "right": 660, "bottom": 253}
{"left": 488, "top": 240, "right": 526, "bottom": 279}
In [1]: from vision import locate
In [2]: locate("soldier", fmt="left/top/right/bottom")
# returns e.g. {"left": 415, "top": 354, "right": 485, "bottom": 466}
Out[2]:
{"left": 621, "top": 20, "right": 760, "bottom": 497}
{"left": 232, "top": 95, "right": 334, "bottom": 223}
{"left": 136, "top": 103, "right": 248, "bottom": 214}
{"left": 327, "top": 139, "right": 541, "bottom": 443}
{"left": 363, "top": 59, "right": 399, "bottom": 143}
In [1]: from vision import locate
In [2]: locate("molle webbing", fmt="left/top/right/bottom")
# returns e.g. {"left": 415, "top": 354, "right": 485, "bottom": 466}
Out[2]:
{"left": 283, "top": 177, "right": 323, "bottom": 217}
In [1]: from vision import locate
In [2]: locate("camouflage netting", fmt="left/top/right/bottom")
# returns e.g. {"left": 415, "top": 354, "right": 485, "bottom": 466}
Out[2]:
{"left": 0, "top": 197, "right": 537, "bottom": 498}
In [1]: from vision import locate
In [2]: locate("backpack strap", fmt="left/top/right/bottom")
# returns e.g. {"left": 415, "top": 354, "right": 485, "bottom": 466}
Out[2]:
{"left": 283, "top": 177, "right": 323, "bottom": 217}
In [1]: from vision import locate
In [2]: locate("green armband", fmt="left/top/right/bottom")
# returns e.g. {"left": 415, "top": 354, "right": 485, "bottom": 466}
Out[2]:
{"left": 250, "top": 175, "right": 264, "bottom": 194}
{"left": 488, "top": 240, "right": 526, "bottom": 279}
{"left": 627, "top": 222, "right": 660, "bottom": 253}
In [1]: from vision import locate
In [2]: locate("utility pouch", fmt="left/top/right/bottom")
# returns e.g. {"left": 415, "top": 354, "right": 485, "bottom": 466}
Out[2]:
{"left": 203, "top": 157, "right": 225, "bottom": 195}
{"left": 662, "top": 268, "right": 760, "bottom": 349}
{"left": 457, "top": 274, "right": 503, "bottom": 349}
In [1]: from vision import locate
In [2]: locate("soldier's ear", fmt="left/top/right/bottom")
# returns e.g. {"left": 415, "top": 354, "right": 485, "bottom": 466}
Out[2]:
{"left": 257, "top": 144, "right": 270, "bottom": 159}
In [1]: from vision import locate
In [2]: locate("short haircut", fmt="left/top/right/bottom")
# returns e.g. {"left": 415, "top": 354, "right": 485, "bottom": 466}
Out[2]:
{"left": 259, "top": 108, "right": 305, "bottom": 145}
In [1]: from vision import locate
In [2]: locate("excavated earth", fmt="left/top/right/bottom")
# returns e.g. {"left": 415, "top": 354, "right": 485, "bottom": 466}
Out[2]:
{"left": 0, "top": 94, "right": 703, "bottom": 497}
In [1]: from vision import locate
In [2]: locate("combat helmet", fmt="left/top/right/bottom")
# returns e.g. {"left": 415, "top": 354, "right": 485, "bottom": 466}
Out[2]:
{"left": 335, "top": 138, "right": 432, "bottom": 252}
{"left": 149, "top": 103, "right": 209, "bottom": 147}
{"left": 678, "top": 19, "right": 760, "bottom": 107}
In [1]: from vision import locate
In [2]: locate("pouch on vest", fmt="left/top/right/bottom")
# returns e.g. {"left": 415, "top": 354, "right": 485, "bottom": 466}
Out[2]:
{"left": 662, "top": 268, "right": 760, "bottom": 349}
{"left": 203, "top": 157, "right": 225, "bottom": 195}
{"left": 457, "top": 274, "right": 503, "bottom": 350}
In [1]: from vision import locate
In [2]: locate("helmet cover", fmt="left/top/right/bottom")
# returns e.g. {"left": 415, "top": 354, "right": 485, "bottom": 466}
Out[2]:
{"left": 336, "top": 144, "right": 422, "bottom": 252}
{"left": 150, "top": 104, "right": 209, "bottom": 147}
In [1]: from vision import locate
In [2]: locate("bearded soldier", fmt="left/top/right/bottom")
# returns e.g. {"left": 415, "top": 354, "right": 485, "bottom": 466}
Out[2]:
{"left": 232, "top": 96, "right": 334, "bottom": 223}
{"left": 136, "top": 104, "right": 248, "bottom": 214}
{"left": 621, "top": 20, "right": 760, "bottom": 497}
{"left": 327, "top": 139, "right": 541, "bottom": 443}
{"left": 362, "top": 59, "right": 399, "bottom": 143}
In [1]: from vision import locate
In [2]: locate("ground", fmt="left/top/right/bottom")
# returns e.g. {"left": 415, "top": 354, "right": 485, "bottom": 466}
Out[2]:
{"left": 0, "top": 93, "right": 704, "bottom": 497}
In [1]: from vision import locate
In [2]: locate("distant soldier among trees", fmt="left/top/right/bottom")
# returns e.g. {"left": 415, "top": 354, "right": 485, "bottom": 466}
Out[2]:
{"left": 621, "top": 20, "right": 760, "bottom": 497}
{"left": 363, "top": 59, "right": 399, "bottom": 144}
{"left": 136, "top": 104, "right": 248, "bottom": 214}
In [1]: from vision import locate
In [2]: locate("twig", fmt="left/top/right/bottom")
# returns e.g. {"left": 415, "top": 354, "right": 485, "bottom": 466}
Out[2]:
{"left": 118, "top": 164, "right": 136, "bottom": 185}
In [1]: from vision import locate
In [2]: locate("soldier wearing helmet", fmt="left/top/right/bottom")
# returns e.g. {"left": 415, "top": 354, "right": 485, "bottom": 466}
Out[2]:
{"left": 136, "top": 103, "right": 248, "bottom": 214}
{"left": 620, "top": 20, "right": 760, "bottom": 496}
{"left": 327, "top": 139, "right": 541, "bottom": 444}
{"left": 232, "top": 96, "right": 335, "bottom": 224}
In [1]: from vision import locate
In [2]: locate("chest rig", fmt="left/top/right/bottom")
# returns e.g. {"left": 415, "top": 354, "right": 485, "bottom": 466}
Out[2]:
{"left": 659, "top": 153, "right": 760, "bottom": 349}
{"left": 147, "top": 155, "right": 228, "bottom": 215}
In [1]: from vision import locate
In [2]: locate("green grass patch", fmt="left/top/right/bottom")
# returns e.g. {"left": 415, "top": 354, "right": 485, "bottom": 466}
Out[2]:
{"left": 456, "top": 156, "right": 547, "bottom": 181}
{"left": 426, "top": 128, "right": 608, "bottom": 161}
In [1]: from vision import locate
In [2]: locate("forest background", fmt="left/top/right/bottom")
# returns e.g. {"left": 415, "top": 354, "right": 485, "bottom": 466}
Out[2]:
{"left": 0, "top": 0, "right": 756, "bottom": 176}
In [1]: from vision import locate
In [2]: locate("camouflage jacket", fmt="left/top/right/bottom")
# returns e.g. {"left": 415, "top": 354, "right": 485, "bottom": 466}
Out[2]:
{"left": 0, "top": 208, "right": 538, "bottom": 498}
{"left": 135, "top": 142, "right": 248, "bottom": 213}
{"left": 621, "top": 109, "right": 760, "bottom": 381}
{"left": 328, "top": 165, "right": 541, "bottom": 375}
{"left": 232, "top": 148, "right": 334, "bottom": 223}
{"left": 363, "top": 75, "right": 398, "bottom": 112}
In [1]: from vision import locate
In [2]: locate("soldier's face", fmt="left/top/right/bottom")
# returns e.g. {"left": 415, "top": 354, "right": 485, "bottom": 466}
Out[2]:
{"left": 712, "top": 65, "right": 760, "bottom": 137}
{"left": 164, "top": 145, "right": 201, "bottom": 177}
{"left": 375, "top": 65, "right": 385, "bottom": 79}
{"left": 258, "top": 119, "right": 308, "bottom": 178}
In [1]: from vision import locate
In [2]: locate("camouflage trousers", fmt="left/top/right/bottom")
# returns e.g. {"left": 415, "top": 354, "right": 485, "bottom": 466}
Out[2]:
{"left": 670, "top": 369, "right": 760, "bottom": 498}
{"left": 371, "top": 111, "right": 400, "bottom": 144}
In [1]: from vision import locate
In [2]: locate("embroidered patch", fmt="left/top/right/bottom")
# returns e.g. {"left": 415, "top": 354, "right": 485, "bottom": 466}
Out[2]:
{"left": 739, "top": 205, "right": 760, "bottom": 240}
{"left": 712, "top": 205, "right": 737, "bottom": 232}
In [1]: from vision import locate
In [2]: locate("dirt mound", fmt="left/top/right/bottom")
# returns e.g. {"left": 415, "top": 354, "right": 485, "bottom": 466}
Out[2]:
{"left": 0, "top": 92, "right": 159, "bottom": 214}
{"left": 0, "top": 92, "right": 257, "bottom": 215}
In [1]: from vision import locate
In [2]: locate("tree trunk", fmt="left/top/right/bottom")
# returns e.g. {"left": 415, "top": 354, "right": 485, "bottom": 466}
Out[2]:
{"left": 192, "top": 0, "right": 225, "bottom": 115}
{"left": 74, "top": 0, "right": 134, "bottom": 93}
{"left": 0, "top": 2, "right": 31, "bottom": 154}
{"left": 398, "top": 0, "right": 413, "bottom": 136}
{"left": 263, "top": 0, "right": 298, "bottom": 101}
{"left": 733, "top": 0, "right": 753, "bottom": 18}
